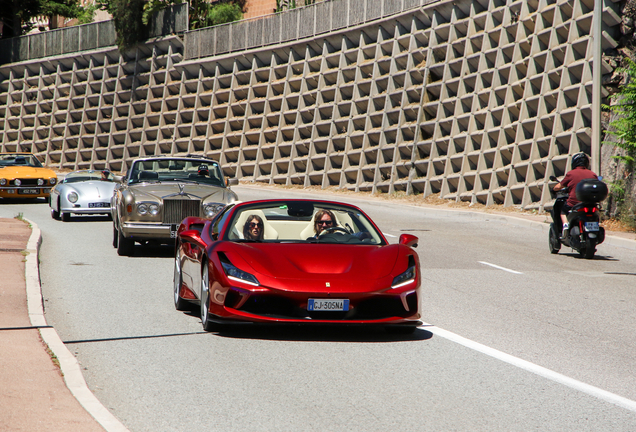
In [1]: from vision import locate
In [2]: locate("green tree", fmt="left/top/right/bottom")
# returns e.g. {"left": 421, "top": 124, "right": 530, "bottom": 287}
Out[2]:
{"left": 0, "top": 0, "right": 83, "bottom": 38}
{"left": 97, "top": 0, "right": 145, "bottom": 50}
{"left": 603, "top": 58, "right": 636, "bottom": 229}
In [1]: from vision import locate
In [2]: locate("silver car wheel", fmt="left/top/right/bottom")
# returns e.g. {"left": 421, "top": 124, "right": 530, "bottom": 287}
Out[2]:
{"left": 200, "top": 264, "right": 210, "bottom": 329}
{"left": 173, "top": 253, "right": 189, "bottom": 311}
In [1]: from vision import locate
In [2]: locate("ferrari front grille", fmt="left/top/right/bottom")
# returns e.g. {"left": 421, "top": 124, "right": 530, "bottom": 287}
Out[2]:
{"left": 163, "top": 199, "right": 201, "bottom": 225}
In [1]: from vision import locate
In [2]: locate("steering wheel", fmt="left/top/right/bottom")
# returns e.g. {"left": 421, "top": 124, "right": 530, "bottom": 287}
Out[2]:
{"left": 318, "top": 226, "right": 350, "bottom": 237}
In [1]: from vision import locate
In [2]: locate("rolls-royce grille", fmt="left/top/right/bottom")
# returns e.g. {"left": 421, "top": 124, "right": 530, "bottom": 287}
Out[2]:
{"left": 163, "top": 199, "right": 201, "bottom": 224}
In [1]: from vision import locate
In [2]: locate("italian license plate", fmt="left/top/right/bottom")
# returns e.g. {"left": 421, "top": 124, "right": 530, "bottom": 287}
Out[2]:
{"left": 308, "top": 299, "right": 349, "bottom": 311}
{"left": 18, "top": 188, "right": 39, "bottom": 194}
{"left": 89, "top": 202, "right": 110, "bottom": 208}
{"left": 584, "top": 222, "right": 599, "bottom": 232}
{"left": 170, "top": 225, "right": 178, "bottom": 238}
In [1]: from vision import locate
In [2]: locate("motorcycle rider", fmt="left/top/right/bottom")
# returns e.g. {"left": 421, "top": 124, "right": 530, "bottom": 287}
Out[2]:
{"left": 552, "top": 153, "right": 598, "bottom": 237}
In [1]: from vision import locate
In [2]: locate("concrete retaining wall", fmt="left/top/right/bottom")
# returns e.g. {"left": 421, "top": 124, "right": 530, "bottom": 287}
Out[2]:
{"left": 0, "top": 0, "right": 623, "bottom": 210}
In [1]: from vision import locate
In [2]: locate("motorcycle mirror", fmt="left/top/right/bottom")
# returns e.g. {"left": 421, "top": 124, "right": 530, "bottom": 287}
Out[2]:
{"left": 549, "top": 176, "right": 557, "bottom": 182}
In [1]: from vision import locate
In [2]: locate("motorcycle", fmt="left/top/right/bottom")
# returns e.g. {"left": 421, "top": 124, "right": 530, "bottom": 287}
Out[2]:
{"left": 548, "top": 176, "right": 608, "bottom": 259}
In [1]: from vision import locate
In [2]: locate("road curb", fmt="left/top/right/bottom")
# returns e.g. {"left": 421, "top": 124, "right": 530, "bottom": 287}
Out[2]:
{"left": 24, "top": 218, "right": 130, "bottom": 432}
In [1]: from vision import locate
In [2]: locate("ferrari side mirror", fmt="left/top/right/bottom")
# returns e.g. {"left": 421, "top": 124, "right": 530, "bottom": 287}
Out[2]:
{"left": 226, "top": 178, "right": 238, "bottom": 186}
{"left": 399, "top": 233, "right": 418, "bottom": 248}
{"left": 179, "top": 229, "right": 206, "bottom": 248}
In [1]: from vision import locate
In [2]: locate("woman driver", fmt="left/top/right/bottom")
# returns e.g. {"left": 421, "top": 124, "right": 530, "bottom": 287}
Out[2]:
{"left": 243, "top": 215, "right": 264, "bottom": 241}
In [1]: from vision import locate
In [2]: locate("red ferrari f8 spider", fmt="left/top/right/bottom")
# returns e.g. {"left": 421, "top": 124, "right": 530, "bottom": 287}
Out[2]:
{"left": 173, "top": 200, "right": 421, "bottom": 333}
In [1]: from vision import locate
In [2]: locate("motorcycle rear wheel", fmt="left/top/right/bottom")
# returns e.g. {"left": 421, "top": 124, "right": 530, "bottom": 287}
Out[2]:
{"left": 581, "top": 236, "right": 596, "bottom": 259}
{"left": 549, "top": 225, "right": 561, "bottom": 254}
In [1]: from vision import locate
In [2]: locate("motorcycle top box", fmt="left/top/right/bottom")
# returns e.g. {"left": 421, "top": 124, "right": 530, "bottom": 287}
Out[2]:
{"left": 575, "top": 179, "right": 608, "bottom": 203}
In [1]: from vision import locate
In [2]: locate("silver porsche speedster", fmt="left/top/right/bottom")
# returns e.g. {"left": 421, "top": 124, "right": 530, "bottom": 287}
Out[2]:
{"left": 49, "top": 170, "right": 117, "bottom": 222}
{"left": 112, "top": 155, "right": 239, "bottom": 256}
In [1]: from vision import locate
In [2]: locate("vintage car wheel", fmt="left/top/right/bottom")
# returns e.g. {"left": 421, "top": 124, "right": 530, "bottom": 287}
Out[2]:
{"left": 200, "top": 263, "right": 219, "bottom": 332}
{"left": 50, "top": 198, "right": 60, "bottom": 220}
{"left": 173, "top": 252, "right": 190, "bottom": 311}
{"left": 112, "top": 224, "right": 118, "bottom": 248}
{"left": 117, "top": 228, "right": 135, "bottom": 256}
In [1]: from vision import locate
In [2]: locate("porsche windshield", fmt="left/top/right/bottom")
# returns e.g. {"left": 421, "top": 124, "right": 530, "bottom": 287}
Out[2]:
{"left": 226, "top": 202, "right": 385, "bottom": 245}
{"left": 129, "top": 159, "right": 224, "bottom": 186}
{"left": 64, "top": 171, "right": 114, "bottom": 183}
{"left": 0, "top": 154, "right": 44, "bottom": 168}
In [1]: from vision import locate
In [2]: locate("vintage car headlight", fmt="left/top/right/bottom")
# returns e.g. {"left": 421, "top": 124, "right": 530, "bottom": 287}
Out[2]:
{"left": 137, "top": 203, "right": 159, "bottom": 216}
{"left": 49, "top": 178, "right": 57, "bottom": 185}
{"left": 14, "top": 179, "right": 21, "bottom": 186}
{"left": 203, "top": 203, "right": 225, "bottom": 218}
{"left": 0, "top": 179, "right": 6, "bottom": 186}
{"left": 37, "top": 179, "right": 45, "bottom": 186}
{"left": 391, "top": 265, "right": 416, "bottom": 289}
{"left": 68, "top": 191, "right": 79, "bottom": 203}
{"left": 221, "top": 261, "right": 260, "bottom": 286}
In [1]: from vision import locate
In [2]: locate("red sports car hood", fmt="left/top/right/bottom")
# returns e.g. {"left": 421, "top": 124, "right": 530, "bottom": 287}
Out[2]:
{"left": 227, "top": 243, "right": 399, "bottom": 283}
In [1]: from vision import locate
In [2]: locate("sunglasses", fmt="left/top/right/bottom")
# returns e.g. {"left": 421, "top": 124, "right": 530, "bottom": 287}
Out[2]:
{"left": 316, "top": 220, "right": 333, "bottom": 226}
{"left": 249, "top": 222, "right": 262, "bottom": 228}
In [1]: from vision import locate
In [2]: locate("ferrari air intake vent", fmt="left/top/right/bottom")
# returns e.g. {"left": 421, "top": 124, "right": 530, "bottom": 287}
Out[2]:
{"left": 163, "top": 199, "right": 201, "bottom": 224}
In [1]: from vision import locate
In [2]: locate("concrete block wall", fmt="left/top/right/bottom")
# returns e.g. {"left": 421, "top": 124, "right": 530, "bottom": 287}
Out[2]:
{"left": 0, "top": 0, "right": 623, "bottom": 210}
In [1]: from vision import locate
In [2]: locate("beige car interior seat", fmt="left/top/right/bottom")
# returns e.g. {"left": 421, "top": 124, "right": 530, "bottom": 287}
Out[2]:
{"left": 233, "top": 209, "right": 279, "bottom": 240}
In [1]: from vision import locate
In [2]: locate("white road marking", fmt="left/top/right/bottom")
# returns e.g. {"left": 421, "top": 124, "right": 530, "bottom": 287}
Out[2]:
{"left": 383, "top": 232, "right": 397, "bottom": 238}
{"left": 423, "top": 323, "right": 636, "bottom": 413}
{"left": 478, "top": 261, "right": 523, "bottom": 274}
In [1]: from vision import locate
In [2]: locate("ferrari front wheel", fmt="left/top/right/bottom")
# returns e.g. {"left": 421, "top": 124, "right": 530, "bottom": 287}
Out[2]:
{"left": 200, "top": 263, "right": 219, "bottom": 332}
{"left": 173, "top": 252, "right": 189, "bottom": 311}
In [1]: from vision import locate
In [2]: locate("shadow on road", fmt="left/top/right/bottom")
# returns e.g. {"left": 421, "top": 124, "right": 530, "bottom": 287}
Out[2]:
{"left": 213, "top": 323, "right": 434, "bottom": 343}
{"left": 63, "top": 325, "right": 433, "bottom": 345}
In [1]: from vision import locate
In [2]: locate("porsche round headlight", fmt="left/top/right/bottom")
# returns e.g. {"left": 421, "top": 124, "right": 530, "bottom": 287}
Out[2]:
{"left": 37, "top": 179, "right": 45, "bottom": 186}
{"left": 137, "top": 203, "right": 148, "bottom": 215}
{"left": 14, "top": 179, "right": 21, "bottom": 186}
{"left": 149, "top": 204, "right": 159, "bottom": 216}
{"left": 68, "top": 191, "right": 78, "bottom": 203}
{"left": 0, "top": 179, "right": 6, "bottom": 186}
{"left": 203, "top": 203, "right": 224, "bottom": 218}
{"left": 50, "top": 178, "right": 57, "bottom": 185}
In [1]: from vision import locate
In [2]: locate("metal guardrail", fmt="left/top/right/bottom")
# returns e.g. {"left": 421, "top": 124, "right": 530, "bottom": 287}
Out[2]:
{"left": 0, "top": 3, "right": 188, "bottom": 65}
{"left": 185, "top": 0, "right": 436, "bottom": 60}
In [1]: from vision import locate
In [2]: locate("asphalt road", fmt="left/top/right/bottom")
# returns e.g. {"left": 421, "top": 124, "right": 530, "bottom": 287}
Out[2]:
{"left": 2, "top": 186, "right": 636, "bottom": 431}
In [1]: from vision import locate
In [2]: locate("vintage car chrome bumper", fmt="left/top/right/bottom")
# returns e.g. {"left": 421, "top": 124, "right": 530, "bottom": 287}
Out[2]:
{"left": 0, "top": 186, "right": 52, "bottom": 197}
{"left": 121, "top": 222, "right": 176, "bottom": 240}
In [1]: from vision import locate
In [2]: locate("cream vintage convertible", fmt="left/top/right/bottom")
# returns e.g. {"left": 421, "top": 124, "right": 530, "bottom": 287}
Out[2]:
{"left": 112, "top": 155, "right": 238, "bottom": 256}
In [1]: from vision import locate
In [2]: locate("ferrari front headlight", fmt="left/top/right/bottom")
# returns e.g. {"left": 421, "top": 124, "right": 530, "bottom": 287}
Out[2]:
{"left": 391, "top": 265, "right": 416, "bottom": 289}
{"left": 68, "top": 191, "right": 78, "bottom": 203}
{"left": 0, "top": 179, "right": 6, "bottom": 186}
{"left": 50, "top": 178, "right": 57, "bottom": 185}
{"left": 203, "top": 203, "right": 225, "bottom": 218}
{"left": 221, "top": 261, "right": 260, "bottom": 286}
{"left": 37, "top": 179, "right": 45, "bottom": 186}
{"left": 14, "top": 179, "right": 21, "bottom": 186}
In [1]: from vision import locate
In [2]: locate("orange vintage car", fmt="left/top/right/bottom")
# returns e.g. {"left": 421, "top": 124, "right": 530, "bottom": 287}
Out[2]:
{"left": 0, "top": 152, "right": 57, "bottom": 199}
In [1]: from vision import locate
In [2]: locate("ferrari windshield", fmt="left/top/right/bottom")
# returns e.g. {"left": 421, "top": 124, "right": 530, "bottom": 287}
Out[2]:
{"left": 226, "top": 201, "right": 385, "bottom": 245}
{"left": 0, "top": 154, "right": 44, "bottom": 168}
{"left": 128, "top": 158, "right": 224, "bottom": 187}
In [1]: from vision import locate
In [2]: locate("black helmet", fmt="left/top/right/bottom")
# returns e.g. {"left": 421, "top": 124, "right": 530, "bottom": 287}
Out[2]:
{"left": 571, "top": 153, "right": 589, "bottom": 169}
